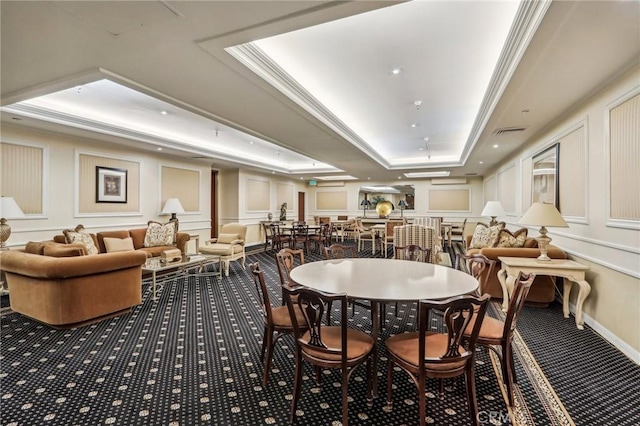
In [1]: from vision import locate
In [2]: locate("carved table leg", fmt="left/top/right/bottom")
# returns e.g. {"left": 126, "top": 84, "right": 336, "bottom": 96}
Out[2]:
{"left": 562, "top": 278, "right": 573, "bottom": 319}
{"left": 574, "top": 279, "right": 591, "bottom": 330}
{"left": 497, "top": 268, "right": 514, "bottom": 312}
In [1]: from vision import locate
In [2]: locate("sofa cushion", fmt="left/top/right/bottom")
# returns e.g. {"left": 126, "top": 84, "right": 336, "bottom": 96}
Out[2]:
{"left": 63, "top": 225, "right": 99, "bottom": 255}
{"left": 217, "top": 233, "right": 240, "bottom": 244}
{"left": 144, "top": 221, "right": 176, "bottom": 247}
{"left": 104, "top": 237, "right": 135, "bottom": 253}
{"left": 469, "top": 222, "right": 505, "bottom": 249}
{"left": 200, "top": 243, "right": 243, "bottom": 256}
{"left": 24, "top": 241, "right": 48, "bottom": 255}
{"left": 43, "top": 242, "right": 88, "bottom": 257}
{"left": 494, "top": 228, "right": 528, "bottom": 248}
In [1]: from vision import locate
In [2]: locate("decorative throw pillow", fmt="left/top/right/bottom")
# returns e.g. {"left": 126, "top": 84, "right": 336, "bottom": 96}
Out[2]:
{"left": 493, "top": 228, "right": 528, "bottom": 248}
{"left": 103, "top": 237, "right": 135, "bottom": 253}
{"left": 217, "top": 233, "right": 240, "bottom": 244}
{"left": 63, "top": 224, "right": 99, "bottom": 255}
{"left": 144, "top": 221, "right": 176, "bottom": 247}
{"left": 469, "top": 222, "right": 506, "bottom": 249}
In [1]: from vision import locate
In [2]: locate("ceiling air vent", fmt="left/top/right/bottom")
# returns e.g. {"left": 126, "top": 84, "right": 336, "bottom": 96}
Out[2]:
{"left": 493, "top": 126, "right": 527, "bottom": 136}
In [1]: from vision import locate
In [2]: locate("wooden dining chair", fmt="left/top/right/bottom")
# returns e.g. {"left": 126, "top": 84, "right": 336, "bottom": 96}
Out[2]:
{"left": 463, "top": 272, "right": 535, "bottom": 406}
{"left": 391, "top": 244, "right": 433, "bottom": 313}
{"left": 249, "top": 262, "right": 307, "bottom": 386}
{"left": 283, "top": 285, "right": 374, "bottom": 426}
{"left": 290, "top": 223, "right": 311, "bottom": 254}
{"left": 275, "top": 248, "right": 305, "bottom": 302}
{"left": 386, "top": 293, "right": 490, "bottom": 426}
{"left": 323, "top": 243, "right": 355, "bottom": 260}
{"left": 455, "top": 253, "right": 496, "bottom": 297}
{"left": 269, "top": 223, "right": 289, "bottom": 252}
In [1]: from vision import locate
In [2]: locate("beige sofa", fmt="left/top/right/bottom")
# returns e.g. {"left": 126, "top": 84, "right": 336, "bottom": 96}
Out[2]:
{"left": 465, "top": 235, "right": 567, "bottom": 305}
{"left": 53, "top": 228, "right": 190, "bottom": 257}
{"left": 1, "top": 242, "right": 148, "bottom": 328}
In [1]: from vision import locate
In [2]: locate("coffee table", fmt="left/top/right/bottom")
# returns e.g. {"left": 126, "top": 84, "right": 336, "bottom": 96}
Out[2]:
{"left": 142, "top": 254, "right": 221, "bottom": 300}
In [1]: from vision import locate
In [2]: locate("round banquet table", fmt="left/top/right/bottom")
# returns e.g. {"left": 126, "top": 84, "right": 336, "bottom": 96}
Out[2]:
{"left": 289, "top": 258, "right": 479, "bottom": 396}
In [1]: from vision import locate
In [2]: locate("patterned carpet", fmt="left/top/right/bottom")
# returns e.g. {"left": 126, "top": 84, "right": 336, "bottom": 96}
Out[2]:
{"left": 0, "top": 242, "right": 638, "bottom": 425}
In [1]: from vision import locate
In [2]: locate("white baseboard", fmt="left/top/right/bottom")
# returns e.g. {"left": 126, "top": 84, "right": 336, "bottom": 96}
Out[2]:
{"left": 567, "top": 301, "right": 640, "bottom": 365}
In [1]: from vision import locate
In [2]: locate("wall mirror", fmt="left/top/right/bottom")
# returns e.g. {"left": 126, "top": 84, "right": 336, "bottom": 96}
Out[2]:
{"left": 358, "top": 185, "right": 415, "bottom": 212}
{"left": 532, "top": 143, "right": 559, "bottom": 207}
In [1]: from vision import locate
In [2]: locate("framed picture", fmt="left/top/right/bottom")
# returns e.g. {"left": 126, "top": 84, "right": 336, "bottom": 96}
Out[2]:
{"left": 96, "top": 166, "right": 128, "bottom": 203}
{"left": 532, "top": 143, "right": 559, "bottom": 208}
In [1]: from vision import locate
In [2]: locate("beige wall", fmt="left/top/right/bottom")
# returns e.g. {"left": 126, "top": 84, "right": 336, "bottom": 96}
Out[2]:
{"left": 1, "top": 124, "right": 212, "bottom": 247}
{"left": 484, "top": 64, "right": 640, "bottom": 359}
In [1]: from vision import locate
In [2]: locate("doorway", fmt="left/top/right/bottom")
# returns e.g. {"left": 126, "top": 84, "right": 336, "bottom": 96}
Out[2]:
{"left": 210, "top": 170, "right": 218, "bottom": 238}
{"left": 298, "top": 192, "right": 305, "bottom": 222}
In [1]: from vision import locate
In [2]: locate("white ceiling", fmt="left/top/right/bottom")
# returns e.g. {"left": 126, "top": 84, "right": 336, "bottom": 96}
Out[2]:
{"left": 1, "top": 1, "right": 639, "bottom": 182}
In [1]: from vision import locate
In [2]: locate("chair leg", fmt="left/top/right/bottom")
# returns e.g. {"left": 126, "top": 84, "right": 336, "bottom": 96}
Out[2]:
{"left": 262, "top": 329, "right": 274, "bottom": 386}
{"left": 224, "top": 260, "right": 230, "bottom": 277}
{"left": 342, "top": 367, "right": 349, "bottom": 426}
{"left": 260, "top": 325, "right": 269, "bottom": 362}
{"left": 386, "top": 360, "right": 394, "bottom": 406}
{"left": 465, "top": 365, "right": 480, "bottom": 426}
{"left": 419, "top": 374, "right": 426, "bottom": 426}
{"left": 504, "top": 344, "right": 515, "bottom": 406}
{"left": 291, "top": 354, "right": 303, "bottom": 423}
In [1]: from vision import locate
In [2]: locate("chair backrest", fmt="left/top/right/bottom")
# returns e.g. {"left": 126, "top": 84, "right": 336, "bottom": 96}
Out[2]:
{"left": 394, "top": 244, "right": 431, "bottom": 263}
{"left": 393, "top": 224, "right": 438, "bottom": 263}
{"left": 323, "top": 243, "right": 355, "bottom": 260}
{"left": 220, "top": 223, "right": 247, "bottom": 242}
{"left": 418, "top": 294, "right": 490, "bottom": 365}
{"left": 385, "top": 220, "right": 405, "bottom": 241}
{"left": 283, "top": 285, "right": 348, "bottom": 362}
{"left": 455, "top": 253, "right": 496, "bottom": 288}
{"left": 275, "top": 248, "right": 305, "bottom": 287}
{"left": 250, "top": 262, "right": 274, "bottom": 321}
{"left": 503, "top": 273, "right": 535, "bottom": 337}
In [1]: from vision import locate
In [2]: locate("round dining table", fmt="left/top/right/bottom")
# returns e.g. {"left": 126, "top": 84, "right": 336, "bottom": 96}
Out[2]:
{"left": 289, "top": 257, "right": 479, "bottom": 396}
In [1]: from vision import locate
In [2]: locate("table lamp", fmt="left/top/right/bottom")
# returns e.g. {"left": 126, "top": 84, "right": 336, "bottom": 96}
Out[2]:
{"left": 161, "top": 198, "right": 185, "bottom": 229}
{"left": 397, "top": 200, "right": 408, "bottom": 218}
{"left": 0, "top": 196, "right": 26, "bottom": 250}
{"left": 481, "top": 201, "right": 505, "bottom": 226}
{"left": 360, "top": 199, "right": 371, "bottom": 218}
{"left": 518, "top": 202, "right": 568, "bottom": 261}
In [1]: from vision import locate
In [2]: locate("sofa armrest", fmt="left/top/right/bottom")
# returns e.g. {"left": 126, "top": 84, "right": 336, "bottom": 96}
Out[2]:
{"left": 477, "top": 245, "right": 567, "bottom": 261}
{"left": 2, "top": 250, "right": 148, "bottom": 280}
{"left": 175, "top": 232, "right": 190, "bottom": 255}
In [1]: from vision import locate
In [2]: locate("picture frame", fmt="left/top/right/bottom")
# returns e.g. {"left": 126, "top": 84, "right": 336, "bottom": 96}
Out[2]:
{"left": 531, "top": 143, "right": 559, "bottom": 208}
{"left": 96, "top": 166, "right": 128, "bottom": 203}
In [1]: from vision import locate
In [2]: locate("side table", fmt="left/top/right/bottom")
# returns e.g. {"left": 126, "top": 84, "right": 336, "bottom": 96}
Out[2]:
{"left": 497, "top": 256, "right": 591, "bottom": 330}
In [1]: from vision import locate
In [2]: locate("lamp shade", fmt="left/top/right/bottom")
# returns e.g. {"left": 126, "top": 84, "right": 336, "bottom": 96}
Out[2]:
{"left": 161, "top": 198, "right": 185, "bottom": 215}
{"left": 398, "top": 200, "right": 408, "bottom": 209}
{"left": 0, "top": 197, "right": 25, "bottom": 219}
{"left": 481, "top": 201, "right": 505, "bottom": 217}
{"left": 360, "top": 199, "right": 371, "bottom": 208}
{"left": 519, "top": 203, "right": 568, "bottom": 228}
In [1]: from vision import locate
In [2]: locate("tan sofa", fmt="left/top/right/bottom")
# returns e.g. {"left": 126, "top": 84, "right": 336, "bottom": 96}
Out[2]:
{"left": 465, "top": 235, "right": 567, "bottom": 305}
{"left": 1, "top": 242, "right": 148, "bottom": 328}
{"left": 53, "top": 228, "right": 190, "bottom": 257}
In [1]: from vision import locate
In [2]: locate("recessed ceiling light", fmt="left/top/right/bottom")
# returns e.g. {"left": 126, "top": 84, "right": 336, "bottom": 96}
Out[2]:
{"left": 398, "top": 176, "right": 402, "bottom": 179}
{"left": 272, "top": 171, "right": 276, "bottom": 174}
{"left": 160, "top": 110, "right": 168, "bottom": 115}
{"left": 157, "top": 147, "right": 163, "bottom": 151}
{"left": 418, "top": 147, "right": 424, "bottom": 151}
{"left": 410, "top": 123, "right": 418, "bottom": 128}
{"left": 367, "top": 177, "right": 371, "bottom": 180}
{"left": 479, "top": 161, "right": 484, "bottom": 164}
{"left": 414, "top": 100, "right": 422, "bottom": 109}
{"left": 493, "top": 144, "right": 499, "bottom": 148}
{"left": 424, "top": 137, "right": 429, "bottom": 142}
{"left": 391, "top": 68, "right": 402, "bottom": 75}
{"left": 249, "top": 141, "right": 254, "bottom": 145}
{"left": 299, "top": 177, "right": 304, "bottom": 180}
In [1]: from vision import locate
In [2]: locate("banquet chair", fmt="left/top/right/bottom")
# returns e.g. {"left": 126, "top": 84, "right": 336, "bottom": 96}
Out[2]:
{"left": 383, "top": 220, "right": 405, "bottom": 257}
{"left": 450, "top": 218, "right": 468, "bottom": 245}
{"left": 323, "top": 243, "right": 355, "bottom": 260}
{"left": 455, "top": 253, "right": 496, "bottom": 297}
{"left": 354, "top": 218, "right": 378, "bottom": 253}
{"left": 275, "top": 248, "right": 305, "bottom": 302}
{"left": 386, "top": 293, "right": 490, "bottom": 426}
{"left": 391, "top": 244, "right": 432, "bottom": 313}
{"left": 290, "top": 223, "right": 311, "bottom": 254}
{"left": 463, "top": 272, "right": 535, "bottom": 406}
{"left": 249, "top": 262, "right": 307, "bottom": 386}
{"left": 283, "top": 285, "right": 374, "bottom": 426}
{"left": 270, "top": 223, "right": 290, "bottom": 252}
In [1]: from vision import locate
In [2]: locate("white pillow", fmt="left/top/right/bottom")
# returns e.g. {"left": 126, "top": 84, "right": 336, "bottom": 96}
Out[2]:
{"left": 144, "top": 221, "right": 176, "bottom": 247}
{"left": 104, "top": 237, "right": 135, "bottom": 253}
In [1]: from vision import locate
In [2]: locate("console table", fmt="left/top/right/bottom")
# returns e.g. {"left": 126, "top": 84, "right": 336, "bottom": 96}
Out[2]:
{"left": 497, "top": 256, "right": 591, "bottom": 330}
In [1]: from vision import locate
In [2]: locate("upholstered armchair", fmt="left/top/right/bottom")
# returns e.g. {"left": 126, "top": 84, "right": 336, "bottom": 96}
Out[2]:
{"left": 393, "top": 224, "right": 441, "bottom": 264}
{"left": 199, "top": 223, "right": 247, "bottom": 276}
